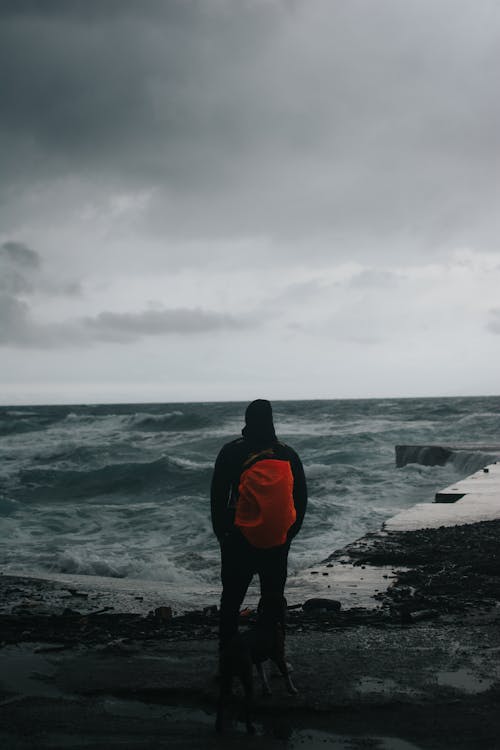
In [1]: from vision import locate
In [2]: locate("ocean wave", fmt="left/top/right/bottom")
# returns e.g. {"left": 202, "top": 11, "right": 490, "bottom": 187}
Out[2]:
{"left": 0, "top": 410, "right": 119, "bottom": 436}
{"left": 450, "top": 450, "right": 497, "bottom": 474}
{"left": 425, "top": 402, "right": 466, "bottom": 417}
{"left": 62, "top": 412, "right": 125, "bottom": 430}
{"left": 50, "top": 543, "right": 215, "bottom": 584}
{"left": 170, "top": 456, "right": 213, "bottom": 471}
{"left": 5, "top": 410, "right": 39, "bottom": 417}
{"left": 16, "top": 455, "right": 212, "bottom": 503}
{"left": 63, "top": 412, "right": 95, "bottom": 423}
{"left": 127, "top": 411, "right": 210, "bottom": 432}
{"left": 0, "top": 496, "right": 19, "bottom": 516}
{"left": 320, "top": 450, "right": 372, "bottom": 465}
{"left": 56, "top": 550, "right": 128, "bottom": 578}
{"left": 31, "top": 444, "right": 111, "bottom": 467}
{"left": 0, "top": 416, "right": 44, "bottom": 436}
{"left": 303, "top": 463, "right": 331, "bottom": 478}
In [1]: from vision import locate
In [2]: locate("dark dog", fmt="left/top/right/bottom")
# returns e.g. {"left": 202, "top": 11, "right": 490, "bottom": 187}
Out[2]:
{"left": 215, "top": 594, "right": 297, "bottom": 734}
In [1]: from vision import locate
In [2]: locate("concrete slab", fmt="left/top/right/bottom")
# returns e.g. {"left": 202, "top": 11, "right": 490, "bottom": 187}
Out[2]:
{"left": 387, "top": 460, "right": 500, "bottom": 531}
{"left": 435, "top": 463, "right": 500, "bottom": 501}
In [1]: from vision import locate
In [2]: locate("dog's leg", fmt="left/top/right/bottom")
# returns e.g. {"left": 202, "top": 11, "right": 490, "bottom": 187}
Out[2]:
{"left": 273, "top": 655, "right": 298, "bottom": 695}
{"left": 256, "top": 661, "right": 272, "bottom": 696}
{"left": 215, "top": 663, "right": 233, "bottom": 733}
{"left": 215, "top": 694, "right": 225, "bottom": 733}
{"left": 240, "top": 665, "right": 256, "bottom": 735}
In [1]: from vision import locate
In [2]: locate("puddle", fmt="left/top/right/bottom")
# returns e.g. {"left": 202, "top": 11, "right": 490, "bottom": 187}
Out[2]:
{"left": 289, "top": 563, "right": 398, "bottom": 609}
{"left": 98, "top": 698, "right": 425, "bottom": 749}
{"left": 0, "top": 645, "right": 64, "bottom": 701}
{"left": 357, "top": 676, "right": 400, "bottom": 694}
{"left": 374, "top": 740, "right": 424, "bottom": 750}
{"left": 102, "top": 697, "right": 174, "bottom": 719}
{"left": 289, "top": 730, "right": 424, "bottom": 748}
{"left": 437, "top": 668, "right": 494, "bottom": 694}
{"left": 356, "top": 677, "right": 419, "bottom": 699}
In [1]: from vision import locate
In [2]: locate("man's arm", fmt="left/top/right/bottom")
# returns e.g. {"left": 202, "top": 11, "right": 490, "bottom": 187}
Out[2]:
{"left": 210, "top": 447, "right": 232, "bottom": 542}
{"left": 288, "top": 451, "right": 308, "bottom": 539}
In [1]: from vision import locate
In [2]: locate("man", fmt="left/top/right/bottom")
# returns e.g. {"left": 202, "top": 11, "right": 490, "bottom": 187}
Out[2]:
{"left": 211, "top": 399, "right": 307, "bottom": 648}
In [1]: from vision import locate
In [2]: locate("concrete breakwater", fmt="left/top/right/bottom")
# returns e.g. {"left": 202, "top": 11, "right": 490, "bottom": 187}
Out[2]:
{"left": 297, "top": 443, "right": 500, "bottom": 613}
{"left": 395, "top": 443, "right": 500, "bottom": 472}
{"left": 388, "top": 445, "right": 500, "bottom": 532}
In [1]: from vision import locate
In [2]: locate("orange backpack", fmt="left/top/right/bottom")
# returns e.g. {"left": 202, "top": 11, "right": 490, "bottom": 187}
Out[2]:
{"left": 234, "top": 456, "right": 296, "bottom": 549}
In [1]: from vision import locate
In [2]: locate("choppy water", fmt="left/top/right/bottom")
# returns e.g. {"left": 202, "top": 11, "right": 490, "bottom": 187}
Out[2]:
{"left": 0, "top": 397, "right": 499, "bottom": 608}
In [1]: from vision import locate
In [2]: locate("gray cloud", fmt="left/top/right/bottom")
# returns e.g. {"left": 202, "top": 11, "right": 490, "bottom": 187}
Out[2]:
{"left": 0, "top": 270, "right": 33, "bottom": 297}
{"left": 82, "top": 307, "right": 250, "bottom": 343}
{"left": 348, "top": 270, "right": 402, "bottom": 289}
{"left": 1, "top": 241, "right": 41, "bottom": 268}
{"left": 0, "top": 294, "right": 34, "bottom": 345}
{"left": 0, "top": 296, "right": 252, "bottom": 349}
{"left": 0, "top": 241, "right": 40, "bottom": 296}
{"left": 0, "top": 240, "right": 81, "bottom": 297}
{"left": 0, "top": 237, "right": 249, "bottom": 347}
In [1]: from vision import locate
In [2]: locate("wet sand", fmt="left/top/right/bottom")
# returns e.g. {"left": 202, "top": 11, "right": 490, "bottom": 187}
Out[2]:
{"left": 1, "top": 519, "right": 500, "bottom": 749}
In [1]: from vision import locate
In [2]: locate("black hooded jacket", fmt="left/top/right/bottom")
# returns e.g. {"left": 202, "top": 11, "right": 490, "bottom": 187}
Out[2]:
{"left": 210, "top": 401, "right": 308, "bottom": 543}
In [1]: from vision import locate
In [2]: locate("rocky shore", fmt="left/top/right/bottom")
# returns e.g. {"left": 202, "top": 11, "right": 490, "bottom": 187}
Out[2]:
{"left": 1, "top": 516, "right": 500, "bottom": 749}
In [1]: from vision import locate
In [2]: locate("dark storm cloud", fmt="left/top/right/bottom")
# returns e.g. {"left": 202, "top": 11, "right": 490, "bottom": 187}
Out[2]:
{"left": 0, "top": 241, "right": 40, "bottom": 268}
{"left": 0, "top": 241, "right": 41, "bottom": 296}
{"left": 0, "top": 294, "right": 34, "bottom": 345}
{"left": 0, "top": 0, "right": 278, "bottom": 183}
{"left": 0, "top": 240, "right": 66, "bottom": 345}
{"left": 0, "top": 240, "right": 80, "bottom": 296}
{"left": 2, "top": 0, "right": 499, "bottom": 255}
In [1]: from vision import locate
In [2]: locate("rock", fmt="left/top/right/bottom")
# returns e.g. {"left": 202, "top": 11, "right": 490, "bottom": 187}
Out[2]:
{"left": 303, "top": 598, "right": 341, "bottom": 613}
{"left": 407, "top": 609, "right": 439, "bottom": 623}
{"left": 61, "top": 608, "right": 82, "bottom": 618}
{"left": 154, "top": 606, "right": 172, "bottom": 621}
{"left": 66, "top": 589, "right": 88, "bottom": 598}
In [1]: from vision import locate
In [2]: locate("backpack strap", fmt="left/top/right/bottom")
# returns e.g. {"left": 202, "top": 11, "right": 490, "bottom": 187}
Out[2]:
{"left": 241, "top": 447, "right": 276, "bottom": 471}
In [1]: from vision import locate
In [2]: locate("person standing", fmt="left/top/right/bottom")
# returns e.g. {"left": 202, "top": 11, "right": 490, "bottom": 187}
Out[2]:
{"left": 211, "top": 399, "right": 307, "bottom": 648}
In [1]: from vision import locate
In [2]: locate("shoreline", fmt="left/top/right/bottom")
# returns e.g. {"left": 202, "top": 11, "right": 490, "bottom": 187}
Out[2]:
{"left": 2, "top": 518, "right": 499, "bottom": 643}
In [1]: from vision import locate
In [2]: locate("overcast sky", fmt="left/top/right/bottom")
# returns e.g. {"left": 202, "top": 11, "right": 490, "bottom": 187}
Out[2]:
{"left": 1, "top": 0, "right": 500, "bottom": 404}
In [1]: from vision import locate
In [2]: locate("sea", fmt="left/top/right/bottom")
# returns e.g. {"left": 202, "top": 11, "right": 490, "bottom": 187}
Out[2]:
{"left": 1, "top": 396, "right": 499, "bottom": 611}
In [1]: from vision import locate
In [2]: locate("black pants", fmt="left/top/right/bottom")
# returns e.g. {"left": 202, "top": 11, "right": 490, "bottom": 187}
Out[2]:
{"left": 219, "top": 530, "right": 290, "bottom": 648}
